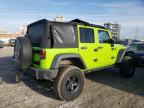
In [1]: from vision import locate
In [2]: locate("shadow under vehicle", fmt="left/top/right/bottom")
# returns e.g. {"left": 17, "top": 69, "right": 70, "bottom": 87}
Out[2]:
{"left": 0, "top": 56, "right": 143, "bottom": 102}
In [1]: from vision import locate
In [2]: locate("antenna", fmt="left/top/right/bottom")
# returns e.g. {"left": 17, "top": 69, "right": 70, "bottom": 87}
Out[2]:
{"left": 37, "top": 8, "right": 39, "bottom": 20}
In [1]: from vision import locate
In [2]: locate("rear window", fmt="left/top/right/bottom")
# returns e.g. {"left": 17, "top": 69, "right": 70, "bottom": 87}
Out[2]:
{"left": 27, "top": 23, "right": 45, "bottom": 47}
{"left": 79, "top": 27, "right": 94, "bottom": 43}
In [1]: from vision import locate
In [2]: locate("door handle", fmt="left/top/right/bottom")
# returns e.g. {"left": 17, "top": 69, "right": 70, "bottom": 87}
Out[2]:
{"left": 111, "top": 47, "right": 116, "bottom": 50}
{"left": 111, "top": 56, "right": 115, "bottom": 59}
{"left": 98, "top": 46, "right": 103, "bottom": 49}
{"left": 81, "top": 46, "right": 87, "bottom": 50}
{"left": 111, "top": 47, "right": 114, "bottom": 50}
{"left": 94, "top": 48, "right": 98, "bottom": 52}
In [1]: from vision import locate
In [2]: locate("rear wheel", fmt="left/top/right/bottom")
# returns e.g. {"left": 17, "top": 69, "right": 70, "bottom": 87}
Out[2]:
{"left": 120, "top": 55, "right": 136, "bottom": 78}
{"left": 54, "top": 66, "right": 85, "bottom": 101}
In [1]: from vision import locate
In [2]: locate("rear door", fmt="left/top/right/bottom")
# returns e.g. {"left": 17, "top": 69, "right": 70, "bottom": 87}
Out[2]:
{"left": 78, "top": 26, "right": 101, "bottom": 69}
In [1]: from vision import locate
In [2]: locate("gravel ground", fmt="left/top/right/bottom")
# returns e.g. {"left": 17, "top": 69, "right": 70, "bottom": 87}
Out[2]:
{"left": 0, "top": 47, "right": 144, "bottom": 108}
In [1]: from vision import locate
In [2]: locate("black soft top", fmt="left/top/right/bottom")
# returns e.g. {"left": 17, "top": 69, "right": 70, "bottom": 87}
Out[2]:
{"left": 28, "top": 19, "right": 105, "bottom": 29}
{"left": 27, "top": 19, "right": 106, "bottom": 48}
{"left": 70, "top": 19, "right": 105, "bottom": 29}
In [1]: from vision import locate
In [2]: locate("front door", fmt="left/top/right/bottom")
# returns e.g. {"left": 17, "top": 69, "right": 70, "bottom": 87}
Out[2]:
{"left": 97, "top": 29, "right": 116, "bottom": 67}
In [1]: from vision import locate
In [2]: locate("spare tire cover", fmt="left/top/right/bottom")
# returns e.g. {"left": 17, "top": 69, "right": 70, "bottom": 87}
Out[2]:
{"left": 14, "top": 37, "right": 32, "bottom": 70}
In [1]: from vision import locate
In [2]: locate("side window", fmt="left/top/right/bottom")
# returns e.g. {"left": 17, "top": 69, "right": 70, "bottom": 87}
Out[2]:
{"left": 98, "top": 30, "right": 110, "bottom": 43}
{"left": 79, "top": 27, "right": 94, "bottom": 43}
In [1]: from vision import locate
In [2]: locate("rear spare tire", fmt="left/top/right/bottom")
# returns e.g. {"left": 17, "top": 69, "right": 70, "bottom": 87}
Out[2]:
{"left": 54, "top": 66, "right": 85, "bottom": 101}
{"left": 120, "top": 55, "right": 136, "bottom": 78}
{"left": 14, "top": 37, "right": 32, "bottom": 70}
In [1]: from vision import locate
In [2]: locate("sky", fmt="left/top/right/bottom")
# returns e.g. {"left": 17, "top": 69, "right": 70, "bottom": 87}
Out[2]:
{"left": 0, "top": 0, "right": 144, "bottom": 40}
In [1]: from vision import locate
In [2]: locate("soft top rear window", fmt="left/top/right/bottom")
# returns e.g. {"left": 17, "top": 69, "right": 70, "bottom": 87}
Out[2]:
{"left": 27, "top": 23, "right": 45, "bottom": 47}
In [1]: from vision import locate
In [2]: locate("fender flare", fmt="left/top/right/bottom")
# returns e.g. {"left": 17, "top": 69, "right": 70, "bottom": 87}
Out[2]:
{"left": 116, "top": 49, "right": 126, "bottom": 63}
{"left": 51, "top": 53, "right": 87, "bottom": 69}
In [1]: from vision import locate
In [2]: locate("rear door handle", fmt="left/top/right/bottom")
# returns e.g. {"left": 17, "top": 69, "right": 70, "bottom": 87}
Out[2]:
{"left": 81, "top": 46, "right": 87, "bottom": 50}
{"left": 98, "top": 46, "right": 103, "bottom": 49}
{"left": 111, "top": 56, "right": 115, "bottom": 59}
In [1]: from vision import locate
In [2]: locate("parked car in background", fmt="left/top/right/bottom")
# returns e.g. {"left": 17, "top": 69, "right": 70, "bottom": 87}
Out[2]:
{"left": 116, "top": 40, "right": 128, "bottom": 46}
{"left": 127, "top": 42, "right": 144, "bottom": 66}
{"left": 9, "top": 39, "right": 15, "bottom": 47}
{"left": 132, "top": 39, "right": 140, "bottom": 43}
{"left": 0, "top": 40, "right": 4, "bottom": 48}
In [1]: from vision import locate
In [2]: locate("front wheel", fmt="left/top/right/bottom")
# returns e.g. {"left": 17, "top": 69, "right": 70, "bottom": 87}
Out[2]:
{"left": 120, "top": 56, "right": 136, "bottom": 78}
{"left": 53, "top": 66, "right": 85, "bottom": 101}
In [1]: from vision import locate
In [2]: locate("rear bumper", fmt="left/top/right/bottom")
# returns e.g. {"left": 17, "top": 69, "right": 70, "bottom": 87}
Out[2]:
{"left": 30, "top": 68, "right": 58, "bottom": 81}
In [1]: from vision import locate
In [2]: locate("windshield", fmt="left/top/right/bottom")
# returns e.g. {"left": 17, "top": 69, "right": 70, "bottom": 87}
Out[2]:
{"left": 129, "top": 44, "right": 144, "bottom": 51}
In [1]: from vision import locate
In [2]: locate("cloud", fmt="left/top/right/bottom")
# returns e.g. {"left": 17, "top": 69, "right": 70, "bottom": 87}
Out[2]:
{"left": 88, "top": 0, "right": 144, "bottom": 22}
{"left": 48, "top": 2, "right": 69, "bottom": 6}
{"left": 0, "top": 13, "right": 56, "bottom": 16}
{"left": 0, "top": 0, "right": 143, "bottom": 39}
{"left": 0, "top": 4, "right": 6, "bottom": 9}
{"left": 88, "top": 1, "right": 141, "bottom": 8}
{"left": 22, "top": 0, "right": 70, "bottom": 6}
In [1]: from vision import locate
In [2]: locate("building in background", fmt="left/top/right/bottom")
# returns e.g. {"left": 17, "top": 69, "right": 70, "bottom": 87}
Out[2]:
{"left": 104, "top": 22, "right": 121, "bottom": 41}
{"left": 0, "top": 25, "right": 26, "bottom": 45}
{"left": 0, "top": 29, "right": 11, "bottom": 34}
{"left": 19, "top": 25, "right": 27, "bottom": 35}
{"left": 54, "top": 16, "right": 64, "bottom": 22}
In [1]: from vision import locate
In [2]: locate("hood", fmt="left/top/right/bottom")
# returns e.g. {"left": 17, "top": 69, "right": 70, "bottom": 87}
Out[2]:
{"left": 126, "top": 48, "right": 144, "bottom": 55}
{"left": 134, "top": 51, "right": 144, "bottom": 56}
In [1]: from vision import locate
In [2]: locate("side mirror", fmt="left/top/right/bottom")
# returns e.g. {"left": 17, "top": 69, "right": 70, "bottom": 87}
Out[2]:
{"left": 109, "top": 39, "right": 114, "bottom": 47}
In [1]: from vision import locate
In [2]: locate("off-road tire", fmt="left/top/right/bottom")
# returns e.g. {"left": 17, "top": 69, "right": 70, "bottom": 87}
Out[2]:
{"left": 14, "top": 37, "right": 32, "bottom": 70}
{"left": 120, "top": 55, "right": 136, "bottom": 78}
{"left": 54, "top": 66, "right": 85, "bottom": 101}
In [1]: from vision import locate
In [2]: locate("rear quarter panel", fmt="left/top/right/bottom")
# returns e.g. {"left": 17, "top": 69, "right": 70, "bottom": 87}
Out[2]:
{"left": 32, "top": 48, "right": 79, "bottom": 69}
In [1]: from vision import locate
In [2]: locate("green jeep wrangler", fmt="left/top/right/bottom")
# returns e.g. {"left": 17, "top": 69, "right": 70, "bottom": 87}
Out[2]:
{"left": 14, "top": 19, "right": 136, "bottom": 101}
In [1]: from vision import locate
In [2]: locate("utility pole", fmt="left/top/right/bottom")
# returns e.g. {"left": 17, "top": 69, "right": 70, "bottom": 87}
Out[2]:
{"left": 135, "top": 27, "right": 138, "bottom": 40}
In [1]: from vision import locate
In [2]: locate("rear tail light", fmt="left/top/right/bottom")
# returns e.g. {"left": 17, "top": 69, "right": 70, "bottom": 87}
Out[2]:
{"left": 32, "top": 52, "right": 34, "bottom": 57}
{"left": 40, "top": 49, "right": 46, "bottom": 59}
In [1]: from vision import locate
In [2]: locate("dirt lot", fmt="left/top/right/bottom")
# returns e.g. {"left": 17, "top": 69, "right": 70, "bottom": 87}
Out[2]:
{"left": 0, "top": 47, "right": 144, "bottom": 108}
